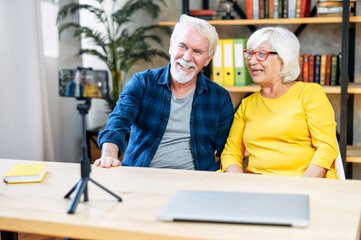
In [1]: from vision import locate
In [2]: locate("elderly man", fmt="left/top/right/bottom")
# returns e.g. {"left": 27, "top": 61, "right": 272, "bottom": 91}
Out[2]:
{"left": 95, "top": 15, "right": 234, "bottom": 171}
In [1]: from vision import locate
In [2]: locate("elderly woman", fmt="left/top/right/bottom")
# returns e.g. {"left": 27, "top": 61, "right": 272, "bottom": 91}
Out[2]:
{"left": 220, "top": 26, "right": 338, "bottom": 178}
{"left": 83, "top": 75, "right": 102, "bottom": 98}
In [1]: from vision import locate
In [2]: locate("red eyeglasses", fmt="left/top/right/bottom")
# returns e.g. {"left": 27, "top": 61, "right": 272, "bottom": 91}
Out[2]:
{"left": 243, "top": 49, "right": 278, "bottom": 61}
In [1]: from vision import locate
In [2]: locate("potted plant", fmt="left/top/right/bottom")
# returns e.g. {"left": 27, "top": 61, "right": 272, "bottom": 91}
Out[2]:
{"left": 57, "top": 0, "right": 170, "bottom": 110}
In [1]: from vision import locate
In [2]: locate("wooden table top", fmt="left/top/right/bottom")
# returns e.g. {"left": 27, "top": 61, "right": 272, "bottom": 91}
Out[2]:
{"left": 0, "top": 159, "right": 360, "bottom": 240}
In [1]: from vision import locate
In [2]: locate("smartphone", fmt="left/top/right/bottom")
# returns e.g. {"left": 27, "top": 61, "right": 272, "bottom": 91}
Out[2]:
{"left": 59, "top": 68, "right": 109, "bottom": 99}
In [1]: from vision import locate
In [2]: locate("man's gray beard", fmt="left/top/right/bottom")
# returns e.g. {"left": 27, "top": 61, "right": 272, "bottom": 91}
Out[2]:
{"left": 171, "top": 66, "right": 197, "bottom": 84}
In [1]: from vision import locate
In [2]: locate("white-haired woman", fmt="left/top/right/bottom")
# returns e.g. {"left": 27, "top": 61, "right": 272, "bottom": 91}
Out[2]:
{"left": 220, "top": 26, "right": 339, "bottom": 178}
{"left": 83, "top": 74, "right": 102, "bottom": 98}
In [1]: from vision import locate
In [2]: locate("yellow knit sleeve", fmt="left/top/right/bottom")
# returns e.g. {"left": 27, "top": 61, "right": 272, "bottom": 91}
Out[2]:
{"left": 304, "top": 84, "right": 338, "bottom": 169}
{"left": 220, "top": 98, "right": 247, "bottom": 172}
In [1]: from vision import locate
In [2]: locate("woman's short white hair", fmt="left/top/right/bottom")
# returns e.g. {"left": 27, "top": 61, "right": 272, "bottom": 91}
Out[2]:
{"left": 247, "top": 26, "right": 300, "bottom": 83}
{"left": 86, "top": 74, "right": 95, "bottom": 83}
{"left": 171, "top": 14, "right": 219, "bottom": 57}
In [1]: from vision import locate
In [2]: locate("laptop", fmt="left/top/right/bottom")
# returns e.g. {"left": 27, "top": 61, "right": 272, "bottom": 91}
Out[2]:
{"left": 157, "top": 190, "right": 310, "bottom": 227}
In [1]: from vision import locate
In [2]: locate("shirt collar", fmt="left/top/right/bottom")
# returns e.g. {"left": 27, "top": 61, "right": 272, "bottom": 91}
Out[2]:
{"left": 195, "top": 69, "right": 208, "bottom": 95}
{"left": 158, "top": 63, "right": 209, "bottom": 94}
{"left": 157, "top": 63, "right": 171, "bottom": 89}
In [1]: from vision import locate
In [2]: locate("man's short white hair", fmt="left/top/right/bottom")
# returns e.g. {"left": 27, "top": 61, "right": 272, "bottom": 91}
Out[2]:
{"left": 247, "top": 26, "right": 300, "bottom": 83}
{"left": 171, "top": 14, "right": 219, "bottom": 57}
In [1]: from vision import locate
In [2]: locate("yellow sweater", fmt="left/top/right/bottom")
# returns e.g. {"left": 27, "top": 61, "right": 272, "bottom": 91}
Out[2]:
{"left": 221, "top": 82, "right": 338, "bottom": 178}
{"left": 83, "top": 85, "right": 102, "bottom": 98}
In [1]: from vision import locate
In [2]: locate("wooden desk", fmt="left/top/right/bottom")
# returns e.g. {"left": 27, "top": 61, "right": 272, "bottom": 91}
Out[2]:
{"left": 0, "top": 159, "right": 360, "bottom": 240}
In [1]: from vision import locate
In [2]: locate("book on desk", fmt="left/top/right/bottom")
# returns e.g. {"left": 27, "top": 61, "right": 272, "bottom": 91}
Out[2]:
{"left": 3, "top": 163, "right": 47, "bottom": 184}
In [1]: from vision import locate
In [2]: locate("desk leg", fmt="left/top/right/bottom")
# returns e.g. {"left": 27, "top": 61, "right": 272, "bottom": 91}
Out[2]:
{"left": 1, "top": 231, "right": 18, "bottom": 240}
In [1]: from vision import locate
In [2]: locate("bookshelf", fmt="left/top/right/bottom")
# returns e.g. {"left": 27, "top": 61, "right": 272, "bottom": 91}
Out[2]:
{"left": 159, "top": 0, "right": 359, "bottom": 177}
{"left": 159, "top": 16, "right": 361, "bottom": 26}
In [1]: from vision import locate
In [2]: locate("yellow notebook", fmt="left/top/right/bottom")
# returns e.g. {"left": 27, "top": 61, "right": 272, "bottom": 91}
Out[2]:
{"left": 3, "top": 163, "right": 47, "bottom": 184}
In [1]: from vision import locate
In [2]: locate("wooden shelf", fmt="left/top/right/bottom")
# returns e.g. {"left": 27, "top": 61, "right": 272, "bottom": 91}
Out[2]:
{"left": 346, "top": 146, "right": 361, "bottom": 163}
{"left": 159, "top": 16, "right": 361, "bottom": 27}
{"left": 350, "top": 16, "right": 361, "bottom": 23}
{"left": 224, "top": 83, "right": 361, "bottom": 94}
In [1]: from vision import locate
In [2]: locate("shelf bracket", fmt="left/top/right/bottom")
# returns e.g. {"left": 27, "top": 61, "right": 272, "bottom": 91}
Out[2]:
{"left": 230, "top": 0, "right": 256, "bottom": 32}
{"left": 294, "top": 6, "right": 317, "bottom": 36}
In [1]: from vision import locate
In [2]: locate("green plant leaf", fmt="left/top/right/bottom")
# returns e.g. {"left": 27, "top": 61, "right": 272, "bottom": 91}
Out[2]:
{"left": 57, "top": 0, "right": 170, "bottom": 110}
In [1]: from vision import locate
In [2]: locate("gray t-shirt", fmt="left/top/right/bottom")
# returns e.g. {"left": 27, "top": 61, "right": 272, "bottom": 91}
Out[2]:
{"left": 149, "top": 91, "right": 195, "bottom": 170}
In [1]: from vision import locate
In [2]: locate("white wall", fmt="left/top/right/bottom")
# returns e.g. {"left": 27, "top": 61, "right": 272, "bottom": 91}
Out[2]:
{"left": 0, "top": 0, "right": 53, "bottom": 160}
{"left": 56, "top": 0, "right": 83, "bottom": 162}
{"left": 79, "top": 0, "right": 171, "bottom": 129}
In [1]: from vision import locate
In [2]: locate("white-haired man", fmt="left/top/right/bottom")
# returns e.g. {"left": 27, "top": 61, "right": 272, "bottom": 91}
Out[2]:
{"left": 95, "top": 15, "right": 234, "bottom": 171}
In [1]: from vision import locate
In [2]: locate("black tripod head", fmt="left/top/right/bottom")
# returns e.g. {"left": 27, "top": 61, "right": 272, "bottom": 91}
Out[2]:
{"left": 77, "top": 98, "right": 91, "bottom": 115}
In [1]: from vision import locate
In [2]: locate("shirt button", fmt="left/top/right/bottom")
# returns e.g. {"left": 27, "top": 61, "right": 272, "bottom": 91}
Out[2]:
{"left": 167, "top": 97, "right": 170, "bottom": 100}
{"left": 164, "top": 117, "right": 168, "bottom": 121}
{"left": 157, "top": 137, "right": 161, "bottom": 141}
{"left": 148, "top": 156, "right": 152, "bottom": 159}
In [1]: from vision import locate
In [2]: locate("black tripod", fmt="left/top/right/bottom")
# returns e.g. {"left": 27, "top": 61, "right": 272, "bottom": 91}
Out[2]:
{"left": 64, "top": 98, "right": 122, "bottom": 214}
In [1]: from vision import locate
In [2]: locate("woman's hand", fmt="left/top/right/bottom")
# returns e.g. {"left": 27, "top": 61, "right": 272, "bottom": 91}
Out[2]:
{"left": 225, "top": 165, "right": 244, "bottom": 173}
{"left": 302, "top": 164, "right": 327, "bottom": 178}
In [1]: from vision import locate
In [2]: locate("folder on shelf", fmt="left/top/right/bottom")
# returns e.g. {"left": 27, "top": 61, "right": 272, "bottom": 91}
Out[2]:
{"left": 212, "top": 40, "right": 224, "bottom": 86}
{"left": 233, "top": 38, "right": 252, "bottom": 86}
{"left": 222, "top": 39, "right": 235, "bottom": 86}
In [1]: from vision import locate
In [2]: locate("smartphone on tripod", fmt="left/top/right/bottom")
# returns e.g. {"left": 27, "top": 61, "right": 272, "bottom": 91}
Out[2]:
{"left": 58, "top": 68, "right": 109, "bottom": 99}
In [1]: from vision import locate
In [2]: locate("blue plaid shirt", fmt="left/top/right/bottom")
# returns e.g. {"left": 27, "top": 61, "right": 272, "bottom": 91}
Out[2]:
{"left": 98, "top": 63, "right": 234, "bottom": 171}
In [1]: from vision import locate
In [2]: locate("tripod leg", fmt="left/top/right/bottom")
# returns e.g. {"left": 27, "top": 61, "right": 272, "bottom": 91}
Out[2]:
{"left": 67, "top": 178, "right": 88, "bottom": 214}
{"left": 84, "top": 182, "right": 89, "bottom": 202}
{"left": 89, "top": 178, "right": 122, "bottom": 201}
{"left": 64, "top": 182, "right": 79, "bottom": 198}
